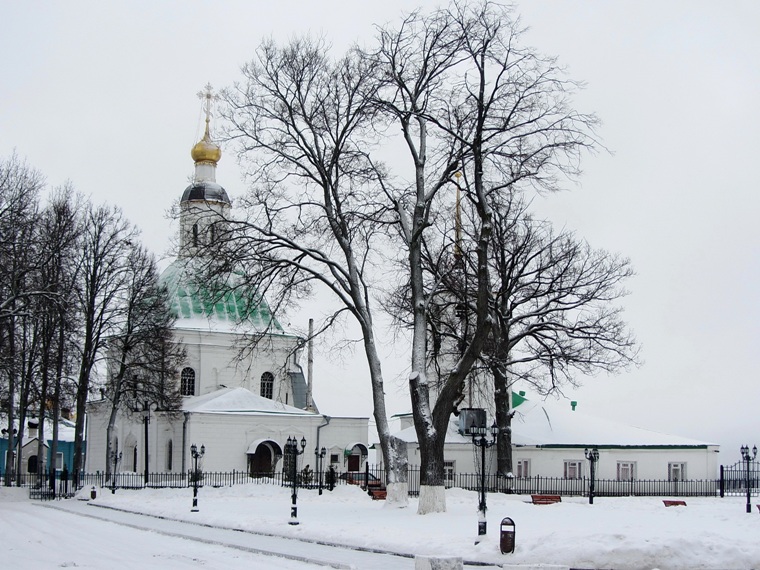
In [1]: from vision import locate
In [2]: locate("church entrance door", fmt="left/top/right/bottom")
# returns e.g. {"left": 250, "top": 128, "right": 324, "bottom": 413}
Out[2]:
{"left": 249, "top": 445, "right": 273, "bottom": 477}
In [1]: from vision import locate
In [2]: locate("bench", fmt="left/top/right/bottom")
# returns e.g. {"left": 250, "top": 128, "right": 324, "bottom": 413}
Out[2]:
{"left": 531, "top": 494, "right": 561, "bottom": 505}
{"left": 29, "top": 488, "right": 55, "bottom": 501}
{"left": 663, "top": 500, "right": 687, "bottom": 507}
{"left": 369, "top": 488, "right": 387, "bottom": 500}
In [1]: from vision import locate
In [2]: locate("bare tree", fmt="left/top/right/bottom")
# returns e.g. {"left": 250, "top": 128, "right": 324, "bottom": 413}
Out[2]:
{"left": 216, "top": 0, "right": 599, "bottom": 513}
{"left": 0, "top": 153, "right": 45, "bottom": 485}
{"left": 103, "top": 244, "right": 184, "bottom": 480}
{"left": 70, "top": 203, "right": 138, "bottom": 483}
{"left": 217, "top": 36, "right": 414, "bottom": 504}
{"left": 370, "top": 0, "right": 599, "bottom": 512}
{"left": 424, "top": 194, "right": 638, "bottom": 476}
{"left": 32, "top": 186, "right": 81, "bottom": 490}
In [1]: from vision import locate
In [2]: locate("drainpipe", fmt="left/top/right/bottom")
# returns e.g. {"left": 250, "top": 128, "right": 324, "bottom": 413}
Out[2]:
{"left": 307, "top": 319, "right": 314, "bottom": 411}
{"left": 182, "top": 412, "right": 189, "bottom": 473}
{"left": 316, "top": 415, "right": 331, "bottom": 454}
{"left": 315, "top": 415, "right": 330, "bottom": 494}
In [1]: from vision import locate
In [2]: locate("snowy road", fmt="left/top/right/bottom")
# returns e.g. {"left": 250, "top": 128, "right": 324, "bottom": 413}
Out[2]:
{"left": 2, "top": 497, "right": 494, "bottom": 569}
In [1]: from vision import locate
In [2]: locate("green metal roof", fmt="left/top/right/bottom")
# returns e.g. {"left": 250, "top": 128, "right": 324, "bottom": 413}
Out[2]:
{"left": 159, "top": 259, "right": 284, "bottom": 333}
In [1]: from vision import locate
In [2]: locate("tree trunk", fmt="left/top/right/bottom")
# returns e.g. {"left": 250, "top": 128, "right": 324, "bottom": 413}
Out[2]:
{"left": 493, "top": 364, "right": 513, "bottom": 476}
{"left": 361, "top": 315, "right": 408, "bottom": 506}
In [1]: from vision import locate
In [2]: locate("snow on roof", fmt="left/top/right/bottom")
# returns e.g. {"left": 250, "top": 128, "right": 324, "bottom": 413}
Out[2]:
{"left": 511, "top": 399, "right": 717, "bottom": 447}
{"left": 0, "top": 415, "right": 76, "bottom": 443}
{"left": 183, "top": 387, "right": 316, "bottom": 417}
{"left": 393, "top": 420, "right": 472, "bottom": 445}
{"left": 392, "top": 399, "right": 717, "bottom": 448}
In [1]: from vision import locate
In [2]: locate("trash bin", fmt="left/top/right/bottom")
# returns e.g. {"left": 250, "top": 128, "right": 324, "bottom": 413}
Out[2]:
{"left": 500, "top": 517, "right": 516, "bottom": 554}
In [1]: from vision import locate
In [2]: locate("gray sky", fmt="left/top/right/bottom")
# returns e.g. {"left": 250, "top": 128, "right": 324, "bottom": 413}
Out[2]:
{"left": 3, "top": 1, "right": 758, "bottom": 462}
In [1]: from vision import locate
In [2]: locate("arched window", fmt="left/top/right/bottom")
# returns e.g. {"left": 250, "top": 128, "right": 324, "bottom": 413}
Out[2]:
{"left": 192, "top": 223, "right": 199, "bottom": 247}
{"left": 28, "top": 455, "right": 38, "bottom": 474}
{"left": 260, "top": 372, "right": 274, "bottom": 400}
{"left": 181, "top": 367, "right": 196, "bottom": 396}
{"left": 209, "top": 222, "right": 215, "bottom": 243}
{"left": 166, "top": 440, "right": 173, "bottom": 471}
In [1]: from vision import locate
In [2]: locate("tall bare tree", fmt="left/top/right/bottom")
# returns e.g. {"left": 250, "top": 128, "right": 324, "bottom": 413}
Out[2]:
{"left": 370, "top": 0, "right": 599, "bottom": 512}
{"left": 0, "top": 154, "right": 45, "bottom": 485}
{"left": 215, "top": 0, "right": 600, "bottom": 513}
{"left": 33, "top": 186, "right": 81, "bottom": 489}
{"left": 217, "top": 37, "right": 413, "bottom": 505}
{"left": 71, "top": 204, "right": 138, "bottom": 483}
{"left": 422, "top": 194, "right": 638, "bottom": 476}
{"left": 103, "top": 244, "right": 184, "bottom": 480}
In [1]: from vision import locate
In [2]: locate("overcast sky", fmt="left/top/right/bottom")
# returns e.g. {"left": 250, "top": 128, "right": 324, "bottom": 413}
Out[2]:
{"left": 3, "top": 1, "right": 758, "bottom": 461}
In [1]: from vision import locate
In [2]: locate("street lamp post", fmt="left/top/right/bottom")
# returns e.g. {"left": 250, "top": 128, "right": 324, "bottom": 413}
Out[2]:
{"left": 136, "top": 400, "right": 157, "bottom": 486}
{"left": 471, "top": 421, "right": 498, "bottom": 544}
{"left": 740, "top": 444, "right": 757, "bottom": 514}
{"left": 190, "top": 443, "right": 205, "bottom": 512}
{"left": 315, "top": 446, "right": 326, "bottom": 495}
{"left": 2, "top": 427, "right": 18, "bottom": 486}
{"left": 285, "top": 436, "right": 306, "bottom": 524}
{"left": 584, "top": 447, "right": 600, "bottom": 505}
{"left": 109, "top": 450, "right": 122, "bottom": 494}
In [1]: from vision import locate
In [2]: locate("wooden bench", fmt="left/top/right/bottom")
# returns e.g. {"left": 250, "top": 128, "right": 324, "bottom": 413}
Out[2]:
{"left": 369, "top": 488, "right": 387, "bottom": 500}
{"left": 531, "top": 494, "right": 561, "bottom": 505}
{"left": 663, "top": 500, "right": 687, "bottom": 507}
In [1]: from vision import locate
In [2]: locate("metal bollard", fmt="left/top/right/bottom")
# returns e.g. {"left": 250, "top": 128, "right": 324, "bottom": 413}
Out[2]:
{"left": 500, "top": 517, "right": 516, "bottom": 554}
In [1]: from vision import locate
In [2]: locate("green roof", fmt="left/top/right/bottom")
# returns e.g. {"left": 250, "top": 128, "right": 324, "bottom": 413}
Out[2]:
{"left": 159, "top": 260, "right": 284, "bottom": 333}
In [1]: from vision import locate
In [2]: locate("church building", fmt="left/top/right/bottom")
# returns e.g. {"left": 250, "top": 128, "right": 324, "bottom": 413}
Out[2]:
{"left": 85, "top": 89, "right": 369, "bottom": 479}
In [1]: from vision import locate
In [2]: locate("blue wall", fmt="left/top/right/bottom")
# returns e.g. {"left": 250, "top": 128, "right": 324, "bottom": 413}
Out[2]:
{"left": 0, "top": 438, "right": 77, "bottom": 473}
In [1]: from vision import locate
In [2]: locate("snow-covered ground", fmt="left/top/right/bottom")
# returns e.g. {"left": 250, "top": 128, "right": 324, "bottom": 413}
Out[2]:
{"left": 3, "top": 482, "right": 759, "bottom": 569}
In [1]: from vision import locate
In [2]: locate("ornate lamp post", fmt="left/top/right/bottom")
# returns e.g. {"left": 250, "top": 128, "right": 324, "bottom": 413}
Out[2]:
{"left": 471, "top": 421, "right": 498, "bottom": 543}
{"left": 109, "top": 450, "right": 122, "bottom": 494}
{"left": 315, "top": 446, "right": 326, "bottom": 495}
{"left": 135, "top": 400, "right": 158, "bottom": 486}
{"left": 584, "top": 447, "right": 600, "bottom": 504}
{"left": 740, "top": 444, "right": 757, "bottom": 514}
{"left": 2, "top": 427, "right": 18, "bottom": 486}
{"left": 190, "top": 443, "right": 205, "bottom": 512}
{"left": 285, "top": 436, "right": 306, "bottom": 524}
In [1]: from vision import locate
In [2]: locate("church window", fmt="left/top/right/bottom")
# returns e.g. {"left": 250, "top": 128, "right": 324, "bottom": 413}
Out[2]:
{"left": 181, "top": 367, "right": 196, "bottom": 396}
{"left": 209, "top": 222, "right": 215, "bottom": 243}
{"left": 166, "top": 440, "right": 173, "bottom": 471}
{"left": 260, "top": 372, "right": 274, "bottom": 400}
{"left": 192, "top": 223, "right": 199, "bottom": 247}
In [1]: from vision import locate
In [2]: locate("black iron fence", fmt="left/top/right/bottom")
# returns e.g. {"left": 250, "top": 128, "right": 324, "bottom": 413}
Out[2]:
{"left": 3, "top": 464, "right": 757, "bottom": 500}
{"left": 364, "top": 465, "right": 750, "bottom": 498}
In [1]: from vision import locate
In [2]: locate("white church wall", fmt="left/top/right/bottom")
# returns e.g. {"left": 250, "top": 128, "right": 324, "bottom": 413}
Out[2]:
{"left": 174, "top": 328, "right": 300, "bottom": 402}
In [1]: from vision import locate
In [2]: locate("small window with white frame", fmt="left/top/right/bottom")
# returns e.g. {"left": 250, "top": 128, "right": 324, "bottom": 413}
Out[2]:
{"left": 564, "top": 460, "right": 582, "bottom": 479}
{"left": 617, "top": 461, "right": 637, "bottom": 481}
{"left": 55, "top": 452, "right": 63, "bottom": 471}
{"left": 444, "top": 460, "right": 455, "bottom": 488}
{"left": 516, "top": 459, "right": 530, "bottom": 478}
{"left": 668, "top": 462, "right": 686, "bottom": 481}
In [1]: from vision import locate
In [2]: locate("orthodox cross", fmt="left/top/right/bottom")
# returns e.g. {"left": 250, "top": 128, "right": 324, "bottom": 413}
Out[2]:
{"left": 197, "top": 83, "right": 218, "bottom": 134}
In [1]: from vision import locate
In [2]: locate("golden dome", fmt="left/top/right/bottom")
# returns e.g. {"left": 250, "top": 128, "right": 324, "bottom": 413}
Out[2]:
{"left": 191, "top": 124, "right": 221, "bottom": 164}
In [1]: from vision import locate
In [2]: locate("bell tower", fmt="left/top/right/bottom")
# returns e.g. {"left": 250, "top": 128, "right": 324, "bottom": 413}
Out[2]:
{"left": 179, "top": 83, "right": 231, "bottom": 258}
